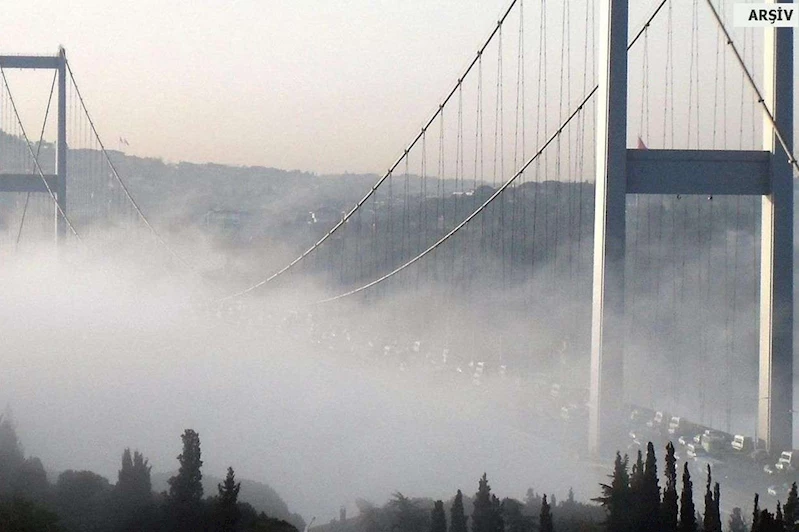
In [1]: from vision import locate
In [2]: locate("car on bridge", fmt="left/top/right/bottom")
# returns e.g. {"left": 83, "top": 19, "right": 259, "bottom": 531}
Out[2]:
{"left": 775, "top": 450, "right": 798, "bottom": 473}
{"left": 686, "top": 443, "right": 707, "bottom": 459}
{"left": 701, "top": 430, "right": 732, "bottom": 457}
{"left": 646, "top": 411, "right": 670, "bottom": 435}
{"left": 731, "top": 434, "right": 754, "bottom": 453}
{"left": 668, "top": 416, "right": 701, "bottom": 438}
{"left": 768, "top": 482, "right": 792, "bottom": 498}
{"left": 763, "top": 450, "right": 798, "bottom": 476}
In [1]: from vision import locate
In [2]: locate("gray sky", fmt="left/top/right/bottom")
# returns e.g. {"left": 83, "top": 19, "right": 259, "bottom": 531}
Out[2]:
{"left": 4, "top": 0, "right": 515, "bottom": 174}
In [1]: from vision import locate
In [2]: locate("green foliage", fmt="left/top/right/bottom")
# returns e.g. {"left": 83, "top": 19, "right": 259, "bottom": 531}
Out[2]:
{"left": 594, "top": 452, "right": 631, "bottom": 532}
{"left": 502, "top": 498, "right": 533, "bottom": 532}
{"left": 54, "top": 470, "right": 113, "bottom": 532}
{"left": 0, "top": 414, "right": 25, "bottom": 496}
{"left": 490, "top": 494, "right": 504, "bottom": 532}
{"left": 630, "top": 449, "right": 644, "bottom": 531}
{"left": 117, "top": 448, "right": 152, "bottom": 504}
{"left": 387, "top": 492, "right": 429, "bottom": 532}
{"left": 167, "top": 429, "right": 204, "bottom": 530}
{"left": 151, "top": 471, "right": 304, "bottom": 529}
{"left": 785, "top": 483, "right": 798, "bottom": 531}
{"left": 238, "top": 503, "right": 299, "bottom": 532}
{"left": 727, "top": 507, "right": 747, "bottom": 532}
{"left": 755, "top": 509, "right": 785, "bottom": 532}
{"left": 702, "top": 465, "right": 721, "bottom": 532}
{"left": 524, "top": 488, "right": 543, "bottom": 517}
{"left": 449, "top": 489, "right": 468, "bottom": 532}
{"left": 662, "top": 442, "right": 679, "bottom": 532}
{"left": 217, "top": 466, "right": 242, "bottom": 532}
{"left": 472, "top": 473, "right": 493, "bottom": 532}
{"left": 430, "top": 499, "right": 447, "bottom": 532}
{"left": 540, "top": 494, "right": 553, "bottom": 532}
{"left": 0, "top": 496, "right": 62, "bottom": 532}
{"left": 753, "top": 494, "right": 761, "bottom": 532}
{"left": 678, "top": 462, "right": 696, "bottom": 532}
{"left": 12, "top": 457, "right": 48, "bottom": 502}
{"left": 168, "top": 429, "right": 203, "bottom": 507}
{"left": 641, "top": 442, "right": 661, "bottom": 532}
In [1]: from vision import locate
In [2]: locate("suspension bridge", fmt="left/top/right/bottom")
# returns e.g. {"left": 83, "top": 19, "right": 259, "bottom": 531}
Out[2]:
{"left": 0, "top": 0, "right": 797, "bottom": 458}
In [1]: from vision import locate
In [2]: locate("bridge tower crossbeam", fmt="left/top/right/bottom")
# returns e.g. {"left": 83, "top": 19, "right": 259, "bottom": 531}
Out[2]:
{"left": 590, "top": 0, "right": 793, "bottom": 455}
{"left": 0, "top": 48, "right": 68, "bottom": 245}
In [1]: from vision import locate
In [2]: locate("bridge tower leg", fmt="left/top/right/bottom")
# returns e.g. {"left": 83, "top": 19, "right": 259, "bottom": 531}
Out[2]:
{"left": 589, "top": 0, "right": 794, "bottom": 456}
{"left": 588, "top": 0, "right": 628, "bottom": 458}
{"left": 55, "top": 46, "right": 67, "bottom": 246}
{"left": 758, "top": 18, "right": 793, "bottom": 454}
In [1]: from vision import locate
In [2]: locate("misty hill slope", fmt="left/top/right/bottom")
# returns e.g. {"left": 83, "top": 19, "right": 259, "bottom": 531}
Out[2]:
{"left": 151, "top": 471, "right": 305, "bottom": 529}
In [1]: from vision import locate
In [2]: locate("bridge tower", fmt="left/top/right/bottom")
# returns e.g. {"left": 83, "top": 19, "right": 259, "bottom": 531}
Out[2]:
{"left": 0, "top": 47, "right": 68, "bottom": 246}
{"left": 589, "top": 0, "right": 794, "bottom": 455}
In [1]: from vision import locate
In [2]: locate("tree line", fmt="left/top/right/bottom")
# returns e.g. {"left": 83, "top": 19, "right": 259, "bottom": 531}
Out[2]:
{"left": 594, "top": 442, "right": 798, "bottom": 532}
{"left": 3, "top": 410, "right": 797, "bottom": 532}
{"left": 0, "top": 416, "right": 299, "bottom": 532}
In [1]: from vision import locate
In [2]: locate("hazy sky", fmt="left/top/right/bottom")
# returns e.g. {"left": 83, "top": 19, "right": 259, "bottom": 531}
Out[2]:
{"left": 4, "top": 1, "right": 798, "bottom": 175}
{"left": 4, "top": 0, "right": 520, "bottom": 174}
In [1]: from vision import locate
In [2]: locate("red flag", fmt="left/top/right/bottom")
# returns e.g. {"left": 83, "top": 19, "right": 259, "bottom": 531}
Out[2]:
{"left": 637, "top": 136, "right": 648, "bottom": 150}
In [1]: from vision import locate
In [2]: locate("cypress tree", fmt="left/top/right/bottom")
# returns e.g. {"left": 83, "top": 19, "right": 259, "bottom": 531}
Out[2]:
{"left": 753, "top": 494, "right": 761, "bottom": 532}
{"left": 712, "top": 482, "right": 722, "bottom": 532}
{"left": 678, "top": 462, "right": 697, "bottom": 532}
{"left": 131, "top": 451, "right": 152, "bottom": 497}
{"left": 630, "top": 450, "right": 644, "bottom": 531}
{"left": 504, "top": 498, "right": 529, "bottom": 532}
{"left": 431, "top": 500, "right": 447, "bottom": 532}
{"left": 525, "top": 489, "right": 542, "bottom": 518}
{"left": 116, "top": 448, "right": 153, "bottom": 529}
{"left": 168, "top": 429, "right": 203, "bottom": 505}
{"left": 472, "top": 473, "right": 492, "bottom": 532}
{"left": 777, "top": 502, "right": 785, "bottom": 531}
{"left": 490, "top": 495, "right": 504, "bottom": 532}
{"left": 217, "top": 467, "right": 241, "bottom": 532}
{"left": 642, "top": 442, "right": 661, "bottom": 532}
{"left": 167, "top": 429, "right": 203, "bottom": 528}
{"left": 758, "top": 509, "right": 776, "bottom": 532}
{"left": 728, "top": 507, "right": 747, "bottom": 532}
{"left": 594, "top": 452, "right": 631, "bottom": 532}
{"left": 703, "top": 465, "right": 719, "bottom": 532}
{"left": 630, "top": 450, "right": 644, "bottom": 494}
{"left": 540, "top": 494, "right": 553, "bottom": 532}
{"left": 118, "top": 449, "right": 134, "bottom": 489}
{"left": 662, "top": 442, "right": 679, "bottom": 532}
{"left": 785, "top": 482, "right": 798, "bottom": 531}
{"left": 449, "top": 489, "right": 468, "bottom": 532}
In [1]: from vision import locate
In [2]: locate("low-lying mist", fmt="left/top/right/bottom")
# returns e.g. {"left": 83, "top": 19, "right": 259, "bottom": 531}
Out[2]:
{"left": 0, "top": 240, "right": 606, "bottom": 523}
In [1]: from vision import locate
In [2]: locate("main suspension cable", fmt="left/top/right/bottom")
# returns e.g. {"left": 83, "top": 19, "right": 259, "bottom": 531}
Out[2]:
{"left": 65, "top": 60, "right": 191, "bottom": 269}
{"left": 316, "top": 0, "right": 669, "bottom": 304}
{"left": 704, "top": 0, "right": 799, "bottom": 175}
{"left": 221, "top": 0, "right": 520, "bottom": 301}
